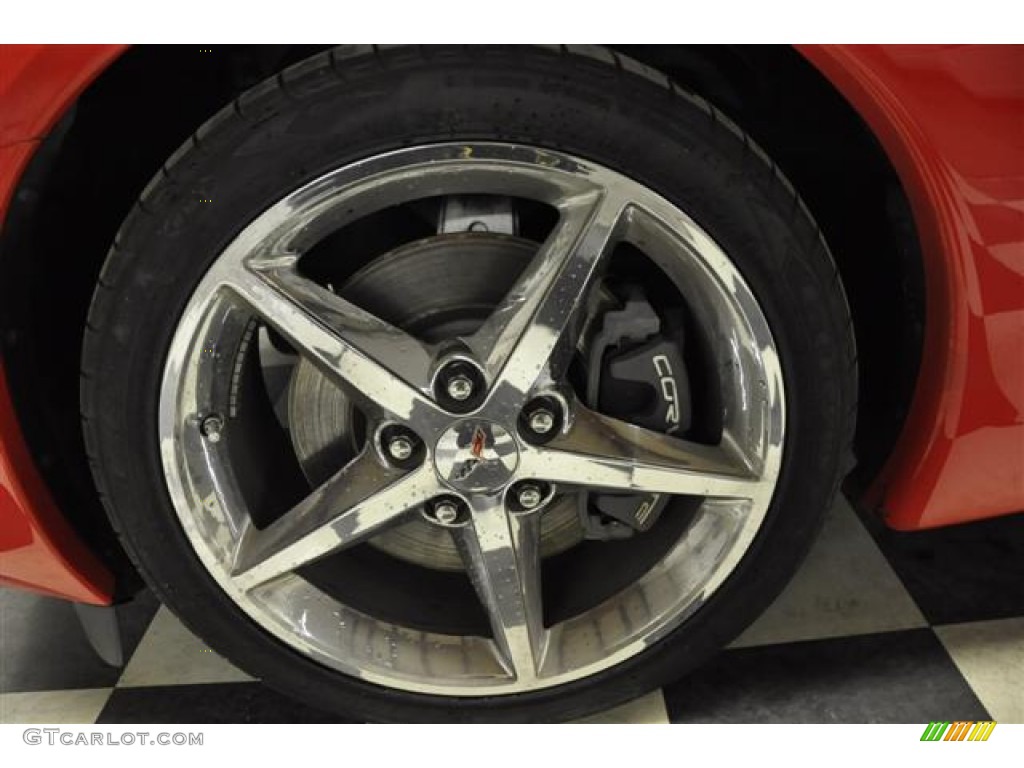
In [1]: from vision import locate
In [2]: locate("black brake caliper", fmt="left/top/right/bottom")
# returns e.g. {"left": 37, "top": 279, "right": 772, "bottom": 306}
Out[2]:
{"left": 579, "top": 289, "right": 692, "bottom": 539}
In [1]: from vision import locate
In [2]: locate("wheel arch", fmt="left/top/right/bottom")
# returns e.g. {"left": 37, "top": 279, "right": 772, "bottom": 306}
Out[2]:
{"left": 0, "top": 44, "right": 934, "bottom": 598}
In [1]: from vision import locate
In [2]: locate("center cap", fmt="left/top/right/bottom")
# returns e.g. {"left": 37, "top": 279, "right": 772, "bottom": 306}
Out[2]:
{"left": 434, "top": 420, "right": 519, "bottom": 493}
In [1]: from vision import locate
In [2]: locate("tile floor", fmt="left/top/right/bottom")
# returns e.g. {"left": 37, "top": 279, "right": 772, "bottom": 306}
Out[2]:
{"left": 1, "top": 498, "right": 1022, "bottom": 723}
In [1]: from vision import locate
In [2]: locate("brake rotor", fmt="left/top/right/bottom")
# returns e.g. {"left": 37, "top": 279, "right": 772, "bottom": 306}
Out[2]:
{"left": 288, "top": 233, "right": 585, "bottom": 571}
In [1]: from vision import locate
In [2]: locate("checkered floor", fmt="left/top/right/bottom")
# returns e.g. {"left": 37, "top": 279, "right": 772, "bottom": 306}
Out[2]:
{"left": 2, "top": 498, "right": 1022, "bottom": 723}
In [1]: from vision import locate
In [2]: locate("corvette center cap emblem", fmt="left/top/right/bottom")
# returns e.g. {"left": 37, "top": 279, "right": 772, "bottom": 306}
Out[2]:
{"left": 434, "top": 420, "right": 519, "bottom": 493}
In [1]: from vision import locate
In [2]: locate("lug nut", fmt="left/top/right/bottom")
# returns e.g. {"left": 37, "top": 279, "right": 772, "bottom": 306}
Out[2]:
{"left": 424, "top": 496, "right": 466, "bottom": 526}
{"left": 379, "top": 425, "right": 422, "bottom": 467}
{"left": 446, "top": 374, "right": 474, "bottom": 402}
{"left": 527, "top": 408, "right": 555, "bottom": 435}
{"left": 433, "top": 501, "right": 460, "bottom": 525}
{"left": 516, "top": 483, "right": 545, "bottom": 510}
{"left": 435, "top": 358, "right": 486, "bottom": 412}
{"left": 520, "top": 396, "right": 563, "bottom": 444}
{"left": 387, "top": 435, "right": 414, "bottom": 462}
{"left": 200, "top": 414, "right": 224, "bottom": 443}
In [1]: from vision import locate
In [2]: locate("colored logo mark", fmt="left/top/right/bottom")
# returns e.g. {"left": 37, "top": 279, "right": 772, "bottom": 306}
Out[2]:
{"left": 920, "top": 721, "right": 996, "bottom": 741}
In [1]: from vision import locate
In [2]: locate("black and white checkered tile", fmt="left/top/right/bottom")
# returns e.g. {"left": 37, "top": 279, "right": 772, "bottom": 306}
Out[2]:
{"left": 2, "top": 499, "right": 1022, "bottom": 723}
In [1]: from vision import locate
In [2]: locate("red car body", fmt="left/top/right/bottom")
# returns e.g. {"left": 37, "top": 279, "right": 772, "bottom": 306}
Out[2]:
{"left": 1, "top": 44, "right": 1022, "bottom": 607}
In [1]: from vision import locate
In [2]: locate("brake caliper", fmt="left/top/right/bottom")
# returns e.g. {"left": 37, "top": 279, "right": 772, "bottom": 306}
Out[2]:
{"left": 579, "top": 289, "right": 692, "bottom": 539}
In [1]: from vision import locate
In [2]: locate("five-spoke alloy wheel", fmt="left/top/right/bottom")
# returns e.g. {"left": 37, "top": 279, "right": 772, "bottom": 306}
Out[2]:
{"left": 160, "top": 143, "right": 783, "bottom": 694}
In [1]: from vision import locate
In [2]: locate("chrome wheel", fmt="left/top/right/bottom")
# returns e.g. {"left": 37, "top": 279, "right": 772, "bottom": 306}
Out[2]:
{"left": 158, "top": 142, "right": 784, "bottom": 695}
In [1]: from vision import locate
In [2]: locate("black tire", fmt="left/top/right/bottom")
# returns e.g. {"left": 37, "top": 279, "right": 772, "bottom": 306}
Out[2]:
{"left": 82, "top": 45, "right": 856, "bottom": 722}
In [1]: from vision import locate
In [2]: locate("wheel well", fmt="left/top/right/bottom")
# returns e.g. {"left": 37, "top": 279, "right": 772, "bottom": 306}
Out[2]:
{"left": 0, "top": 45, "right": 923, "bottom": 587}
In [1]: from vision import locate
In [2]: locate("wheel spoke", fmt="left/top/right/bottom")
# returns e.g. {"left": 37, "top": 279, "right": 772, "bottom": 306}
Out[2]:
{"left": 520, "top": 405, "right": 764, "bottom": 500}
{"left": 453, "top": 496, "right": 546, "bottom": 682}
{"left": 467, "top": 190, "right": 626, "bottom": 400}
{"left": 220, "top": 260, "right": 442, "bottom": 424}
{"left": 231, "top": 453, "right": 439, "bottom": 591}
